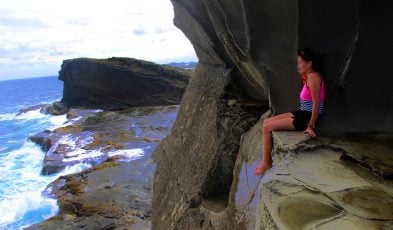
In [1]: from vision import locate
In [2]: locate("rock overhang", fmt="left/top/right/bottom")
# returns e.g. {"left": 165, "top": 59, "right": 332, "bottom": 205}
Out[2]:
{"left": 172, "top": 0, "right": 393, "bottom": 134}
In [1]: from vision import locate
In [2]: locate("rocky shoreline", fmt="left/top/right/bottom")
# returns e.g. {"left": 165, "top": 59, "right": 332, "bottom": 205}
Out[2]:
{"left": 26, "top": 105, "right": 179, "bottom": 229}
{"left": 24, "top": 57, "right": 192, "bottom": 229}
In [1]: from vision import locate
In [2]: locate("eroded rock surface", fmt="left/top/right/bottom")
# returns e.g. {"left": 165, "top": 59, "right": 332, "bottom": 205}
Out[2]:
{"left": 152, "top": 64, "right": 267, "bottom": 229}
{"left": 153, "top": 107, "right": 393, "bottom": 229}
{"left": 152, "top": 0, "right": 393, "bottom": 229}
{"left": 246, "top": 130, "right": 393, "bottom": 229}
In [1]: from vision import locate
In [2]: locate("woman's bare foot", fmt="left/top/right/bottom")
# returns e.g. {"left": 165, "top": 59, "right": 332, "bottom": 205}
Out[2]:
{"left": 254, "top": 161, "right": 272, "bottom": 176}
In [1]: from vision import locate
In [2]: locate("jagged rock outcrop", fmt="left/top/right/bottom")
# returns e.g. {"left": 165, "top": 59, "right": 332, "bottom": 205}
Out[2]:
{"left": 59, "top": 57, "right": 192, "bottom": 109}
{"left": 29, "top": 106, "right": 177, "bottom": 175}
{"left": 27, "top": 105, "right": 179, "bottom": 229}
{"left": 152, "top": 0, "right": 393, "bottom": 229}
{"left": 18, "top": 102, "right": 69, "bottom": 116}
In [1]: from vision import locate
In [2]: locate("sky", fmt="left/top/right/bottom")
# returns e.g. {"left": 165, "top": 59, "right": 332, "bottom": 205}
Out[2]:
{"left": 0, "top": 0, "right": 197, "bottom": 80}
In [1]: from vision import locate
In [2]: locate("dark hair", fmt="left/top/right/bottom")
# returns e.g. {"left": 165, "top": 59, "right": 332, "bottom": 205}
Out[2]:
{"left": 297, "top": 48, "right": 325, "bottom": 77}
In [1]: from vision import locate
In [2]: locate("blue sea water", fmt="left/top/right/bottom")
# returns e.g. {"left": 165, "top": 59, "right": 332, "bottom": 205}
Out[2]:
{"left": 0, "top": 76, "right": 80, "bottom": 229}
{"left": 0, "top": 76, "right": 179, "bottom": 229}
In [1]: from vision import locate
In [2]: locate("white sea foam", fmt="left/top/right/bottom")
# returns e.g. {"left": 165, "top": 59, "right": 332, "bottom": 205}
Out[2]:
{"left": 0, "top": 142, "right": 43, "bottom": 178}
{"left": 0, "top": 142, "right": 94, "bottom": 227}
{"left": 54, "top": 134, "right": 75, "bottom": 147}
{"left": 11, "top": 107, "right": 67, "bottom": 129}
{"left": 0, "top": 142, "right": 58, "bottom": 227}
{"left": 47, "top": 114, "right": 68, "bottom": 129}
{"left": 70, "top": 116, "right": 82, "bottom": 122}
{"left": 15, "top": 109, "right": 47, "bottom": 120}
{"left": 0, "top": 192, "right": 57, "bottom": 227}
{"left": 59, "top": 163, "right": 92, "bottom": 175}
{"left": 0, "top": 104, "right": 158, "bottom": 227}
{"left": 50, "top": 134, "right": 94, "bottom": 157}
{"left": 62, "top": 150, "right": 104, "bottom": 162}
{"left": 0, "top": 113, "right": 16, "bottom": 121}
{"left": 108, "top": 148, "right": 144, "bottom": 162}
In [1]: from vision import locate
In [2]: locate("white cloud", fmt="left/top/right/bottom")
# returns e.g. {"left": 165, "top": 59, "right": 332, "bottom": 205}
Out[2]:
{"left": 0, "top": 0, "right": 197, "bottom": 80}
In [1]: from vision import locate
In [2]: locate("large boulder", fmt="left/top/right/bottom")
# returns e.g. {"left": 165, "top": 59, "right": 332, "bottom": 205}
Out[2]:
{"left": 59, "top": 57, "right": 192, "bottom": 109}
{"left": 152, "top": 0, "right": 393, "bottom": 229}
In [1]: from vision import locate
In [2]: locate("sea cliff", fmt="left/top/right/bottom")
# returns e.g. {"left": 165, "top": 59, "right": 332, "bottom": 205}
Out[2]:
{"left": 152, "top": 0, "right": 393, "bottom": 229}
{"left": 59, "top": 57, "right": 191, "bottom": 110}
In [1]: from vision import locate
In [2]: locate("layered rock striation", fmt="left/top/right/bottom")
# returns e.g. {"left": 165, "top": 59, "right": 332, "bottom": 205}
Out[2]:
{"left": 152, "top": 0, "right": 393, "bottom": 229}
{"left": 59, "top": 57, "right": 192, "bottom": 110}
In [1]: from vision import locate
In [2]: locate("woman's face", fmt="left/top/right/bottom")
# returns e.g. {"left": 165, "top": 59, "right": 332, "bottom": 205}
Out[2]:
{"left": 297, "top": 56, "right": 312, "bottom": 75}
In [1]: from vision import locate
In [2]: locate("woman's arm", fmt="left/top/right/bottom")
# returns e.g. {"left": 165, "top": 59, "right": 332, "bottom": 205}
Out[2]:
{"left": 307, "top": 72, "right": 321, "bottom": 127}
{"left": 304, "top": 72, "right": 321, "bottom": 137}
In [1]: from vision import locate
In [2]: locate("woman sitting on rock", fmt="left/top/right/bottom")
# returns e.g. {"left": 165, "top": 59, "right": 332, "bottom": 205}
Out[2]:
{"left": 254, "top": 48, "right": 325, "bottom": 176}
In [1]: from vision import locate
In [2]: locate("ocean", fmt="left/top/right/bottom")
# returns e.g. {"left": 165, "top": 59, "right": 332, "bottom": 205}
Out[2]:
{"left": 0, "top": 76, "right": 79, "bottom": 229}
{"left": 0, "top": 76, "right": 180, "bottom": 229}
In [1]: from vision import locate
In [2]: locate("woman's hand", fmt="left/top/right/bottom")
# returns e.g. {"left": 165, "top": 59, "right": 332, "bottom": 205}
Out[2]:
{"left": 304, "top": 126, "right": 317, "bottom": 138}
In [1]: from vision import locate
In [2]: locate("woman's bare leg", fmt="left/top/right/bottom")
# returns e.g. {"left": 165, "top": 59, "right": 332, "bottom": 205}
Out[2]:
{"left": 264, "top": 112, "right": 293, "bottom": 124}
{"left": 254, "top": 116, "right": 296, "bottom": 175}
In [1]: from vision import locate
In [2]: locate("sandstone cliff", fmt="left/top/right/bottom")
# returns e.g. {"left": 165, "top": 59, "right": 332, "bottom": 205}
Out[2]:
{"left": 152, "top": 0, "right": 393, "bottom": 229}
{"left": 59, "top": 57, "right": 192, "bottom": 110}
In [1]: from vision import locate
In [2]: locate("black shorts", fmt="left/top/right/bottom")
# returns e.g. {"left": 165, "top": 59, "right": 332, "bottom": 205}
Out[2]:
{"left": 291, "top": 110, "right": 320, "bottom": 131}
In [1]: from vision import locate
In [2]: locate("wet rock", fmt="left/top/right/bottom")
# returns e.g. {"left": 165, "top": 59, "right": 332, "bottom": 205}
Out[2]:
{"left": 30, "top": 106, "right": 178, "bottom": 175}
{"left": 18, "top": 104, "right": 50, "bottom": 115}
{"left": 27, "top": 158, "right": 155, "bottom": 229}
{"left": 45, "top": 101, "right": 69, "bottom": 115}
{"left": 29, "top": 130, "right": 52, "bottom": 148}
{"left": 66, "top": 108, "right": 102, "bottom": 120}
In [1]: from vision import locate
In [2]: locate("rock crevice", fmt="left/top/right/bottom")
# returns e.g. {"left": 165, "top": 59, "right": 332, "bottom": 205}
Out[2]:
{"left": 152, "top": 63, "right": 267, "bottom": 229}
